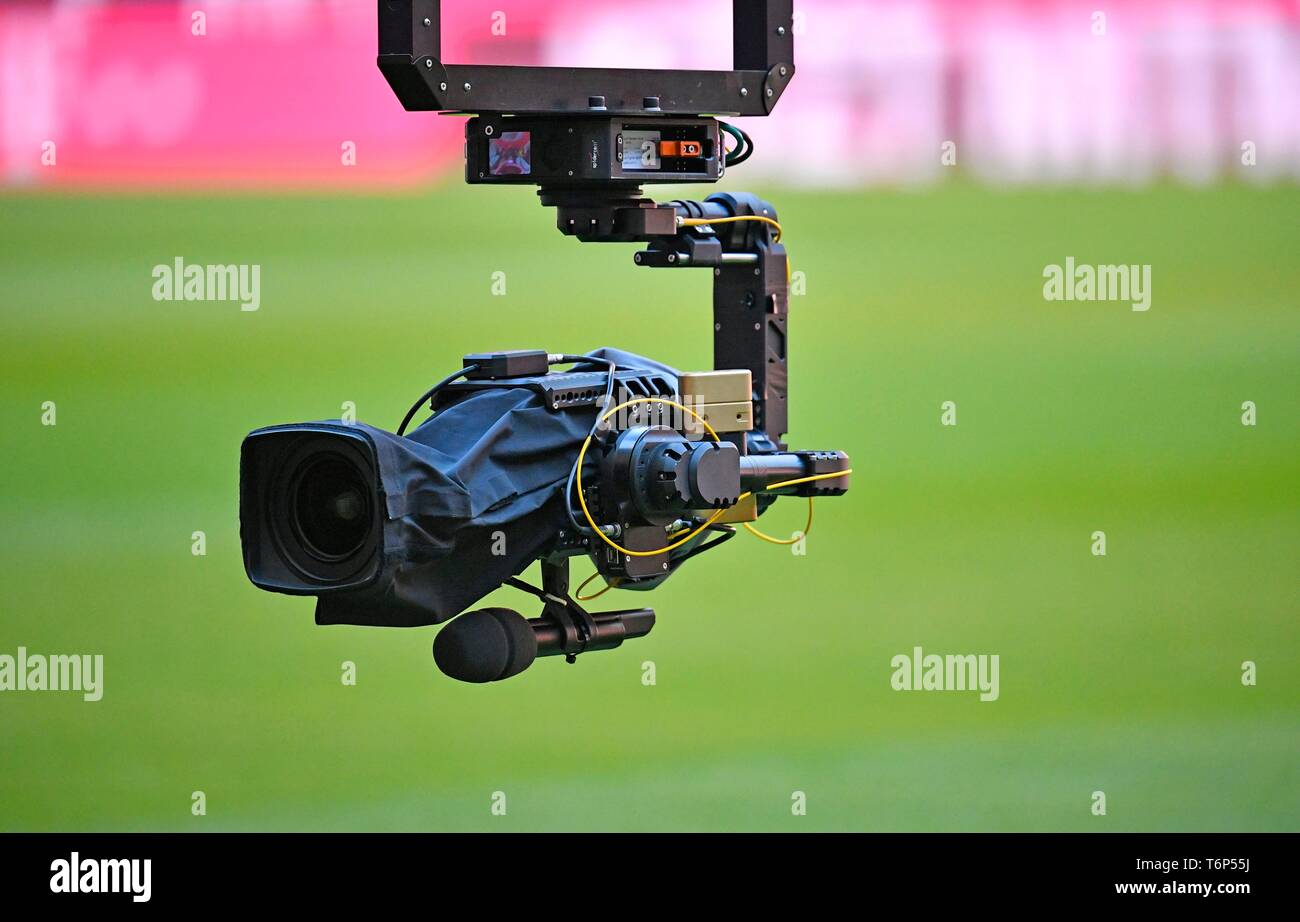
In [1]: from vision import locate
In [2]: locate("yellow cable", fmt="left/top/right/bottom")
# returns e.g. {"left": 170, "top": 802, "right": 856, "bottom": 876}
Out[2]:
{"left": 754, "top": 470, "right": 851, "bottom": 492}
{"left": 575, "top": 569, "right": 613, "bottom": 602}
{"left": 679, "top": 214, "right": 782, "bottom": 241}
{"left": 677, "top": 214, "right": 791, "bottom": 284}
{"left": 743, "top": 497, "right": 814, "bottom": 545}
{"left": 577, "top": 394, "right": 851, "bottom": 561}
{"left": 576, "top": 397, "right": 726, "bottom": 558}
{"left": 735, "top": 470, "right": 851, "bottom": 544}
{"left": 576, "top": 459, "right": 853, "bottom": 594}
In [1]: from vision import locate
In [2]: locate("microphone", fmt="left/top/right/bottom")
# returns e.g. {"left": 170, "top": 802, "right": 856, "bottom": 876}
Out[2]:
{"left": 432, "top": 608, "right": 537, "bottom": 684}
{"left": 432, "top": 607, "right": 656, "bottom": 683}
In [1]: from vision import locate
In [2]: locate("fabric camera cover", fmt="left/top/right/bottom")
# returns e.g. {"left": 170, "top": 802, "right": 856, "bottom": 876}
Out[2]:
{"left": 312, "top": 348, "right": 679, "bottom": 627}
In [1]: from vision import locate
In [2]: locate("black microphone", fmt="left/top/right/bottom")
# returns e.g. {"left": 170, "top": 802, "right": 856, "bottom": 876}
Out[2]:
{"left": 433, "top": 607, "right": 656, "bottom": 683}
{"left": 432, "top": 608, "right": 538, "bottom": 684}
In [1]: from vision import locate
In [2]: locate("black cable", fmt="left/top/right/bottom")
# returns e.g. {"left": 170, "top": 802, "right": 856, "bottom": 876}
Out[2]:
{"left": 729, "top": 125, "right": 754, "bottom": 166}
{"left": 719, "top": 121, "right": 744, "bottom": 164}
{"left": 673, "top": 523, "right": 737, "bottom": 565}
{"left": 720, "top": 121, "right": 754, "bottom": 167}
{"left": 395, "top": 365, "right": 478, "bottom": 436}
{"left": 503, "top": 576, "right": 546, "bottom": 600}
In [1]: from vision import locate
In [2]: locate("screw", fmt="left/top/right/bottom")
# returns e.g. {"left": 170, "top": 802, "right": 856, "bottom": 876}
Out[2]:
{"left": 754, "top": 268, "right": 761, "bottom": 276}
{"left": 754, "top": 322, "right": 761, "bottom": 330}
{"left": 714, "top": 268, "right": 721, "bottom": 276}
{"left": 740, "top": 87, "right": 749, "bottom": 97}
{"left": 778, "top": 26, "right": 787, "bottom": 36}
{"left": 424, "top": 59, "right": 433, "bottom": 70}
{"left": 668, "top": 253, "right": 676, "bottom": 263}
{"left": 780, "top": 66, "right": 788, "bottom": 77}
{"left": 662, "top": 562, "right": 669, "bottom": 571}
{"left": 463, "top": 82, "right": 471, "bottom": 92}
{"left": 423, "top": 17, "right": 431, "bottom": 27}
{"left": 715, "top": 322, "right": 722, "bottom": 331}
{"left": 567, "top": 170, "right": 574, "bottom": 176}
{"left": 766, "top": 87, "right": 774, "bottom": 97}
{"left": 634, "top": 253, "right": 642, "bottom": 263}
{"left": 485, "top": 125, "right": 494, "bottom": 136}
{"left": 440, "top": 81, "right": 447, "bottom": 91}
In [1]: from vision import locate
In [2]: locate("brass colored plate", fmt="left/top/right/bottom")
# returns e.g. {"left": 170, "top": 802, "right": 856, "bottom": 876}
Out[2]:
{"left": 682, "top": 400, "right": 754, "bottom": 434}
{"left": 679, "top": 369, "right": 753, "bottom": 404}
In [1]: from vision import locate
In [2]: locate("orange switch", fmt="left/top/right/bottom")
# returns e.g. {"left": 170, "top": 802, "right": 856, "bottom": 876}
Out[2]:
{"left": 659, "top": 140, "right": 680, "bottom": 157}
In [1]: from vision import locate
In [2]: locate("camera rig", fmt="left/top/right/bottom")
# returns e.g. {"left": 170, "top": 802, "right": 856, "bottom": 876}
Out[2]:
{"left": 237, "top": 1, "right": 850, "bottom": 683}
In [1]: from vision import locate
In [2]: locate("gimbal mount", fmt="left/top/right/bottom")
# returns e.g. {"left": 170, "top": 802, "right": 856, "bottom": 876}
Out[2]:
{"left": 483, "top": 185, "right": 801, "bottom": 668}
{"left": 545, "top": 185, "right": 791, "bottom": 446}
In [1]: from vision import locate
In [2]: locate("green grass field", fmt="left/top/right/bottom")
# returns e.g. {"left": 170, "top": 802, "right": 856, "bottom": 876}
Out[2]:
{"left": 1, "top": 181, "right": 1297, "bottom": 830}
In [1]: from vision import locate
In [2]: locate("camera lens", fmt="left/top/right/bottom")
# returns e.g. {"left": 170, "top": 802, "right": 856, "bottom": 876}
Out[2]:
{"left": 244, "top": 428, "right": 381, "bottom": 591}
{"left": 289, "top": 455, "right": 372, "bottom": 562}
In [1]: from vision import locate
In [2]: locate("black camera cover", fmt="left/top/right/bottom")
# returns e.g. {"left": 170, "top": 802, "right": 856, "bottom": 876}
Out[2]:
{"left": 310, "top": 348, "right": 678, "bottom": 627}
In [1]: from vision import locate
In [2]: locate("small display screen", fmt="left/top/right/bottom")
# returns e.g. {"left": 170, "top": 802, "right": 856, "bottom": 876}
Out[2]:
{"left": 622, "top": 130, "right": 661, "bottom": 170}
{"left": 489, "top": 131, "right": 531, "bottom": 175}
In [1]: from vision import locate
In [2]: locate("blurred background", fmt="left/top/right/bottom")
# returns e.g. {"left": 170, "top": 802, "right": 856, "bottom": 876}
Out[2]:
{"left": 1, "top": 0, "right": 1296, "bottom": 831}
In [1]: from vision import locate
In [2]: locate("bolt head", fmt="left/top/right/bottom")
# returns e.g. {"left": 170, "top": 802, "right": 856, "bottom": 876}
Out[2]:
{"left": 463, "top": 82, "right": 472, "bottom": 92}
{"left": 423, "top": 17, "right": 431, "bottom": 27}
{"left": 780, "top": 66, "right": 788, "bottom": 77}
{"left": 440, "top": 81, "right": 447, "bottom": 91}
{"left": 778, "top": 25, "right": 787, "bottom": 35}
{"left": 766, "top": 87, "right": 774, "bottom": 97}
{"left": 740, "top": 87, "right": 749, "bottom": 97}
{"left": 424, "top": 59, "right": 433, "bottom": 69}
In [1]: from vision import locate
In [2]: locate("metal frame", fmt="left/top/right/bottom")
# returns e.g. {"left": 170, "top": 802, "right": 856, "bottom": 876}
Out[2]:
{"left": 378, "top": 0, "right": 795, "bottom": 116}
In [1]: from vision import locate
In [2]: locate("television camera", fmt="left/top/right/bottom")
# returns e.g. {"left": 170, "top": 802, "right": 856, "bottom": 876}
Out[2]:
{"left": 238, "top": 0, "right": 851, "bottom": 682}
